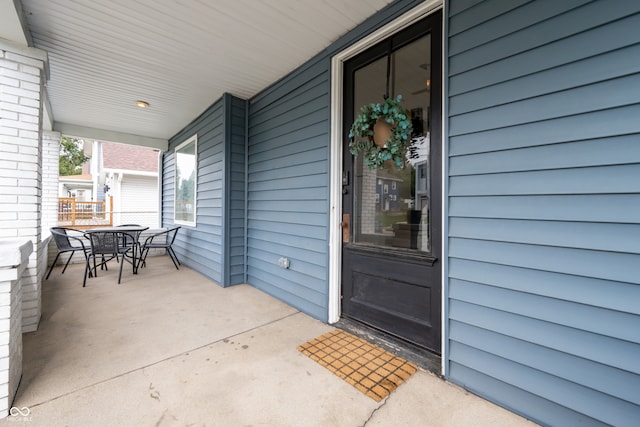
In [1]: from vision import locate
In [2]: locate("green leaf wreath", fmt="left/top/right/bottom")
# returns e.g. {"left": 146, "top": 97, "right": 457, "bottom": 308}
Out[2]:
{"left": 348, "top": 95, "right": 413, "bottom": 169}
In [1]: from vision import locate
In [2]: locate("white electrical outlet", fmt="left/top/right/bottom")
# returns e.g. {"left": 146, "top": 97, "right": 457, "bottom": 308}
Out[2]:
{"left": 278, "top": 257, "right": 290, "bottom": 269}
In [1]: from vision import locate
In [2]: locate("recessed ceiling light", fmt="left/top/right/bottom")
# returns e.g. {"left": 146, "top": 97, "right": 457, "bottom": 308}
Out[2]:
{"left": 135, "top": 100, "right": 149, "bottom": 108}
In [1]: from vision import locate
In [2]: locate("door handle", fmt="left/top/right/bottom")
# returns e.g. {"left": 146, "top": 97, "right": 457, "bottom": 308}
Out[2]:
{"left": 342, "top": 214, "right": 350, "bottom": 243}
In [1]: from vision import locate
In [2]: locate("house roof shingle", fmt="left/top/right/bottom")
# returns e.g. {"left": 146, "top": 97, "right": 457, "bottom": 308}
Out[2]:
{"left": 102, "top": 142, "right": 159, "bottom": 173}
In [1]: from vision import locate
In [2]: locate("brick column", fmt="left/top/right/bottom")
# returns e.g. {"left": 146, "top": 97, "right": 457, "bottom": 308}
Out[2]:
{"left": 42, "top": 131, "right": 60, "bottom": 235}
{"left": 42, "top": 131, "right": 60, "bottom": 280}
{"left": 0, "top": 240, "right": 32, "bottom": 418}
{"left": 0, "top": 39, "right": 49, "bottom": 333}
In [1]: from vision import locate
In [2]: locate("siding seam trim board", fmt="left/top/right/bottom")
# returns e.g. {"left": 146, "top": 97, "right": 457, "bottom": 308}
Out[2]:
{"left": 442, "top": 0, "right": 451, "bottom": 378}
{"left": 244, "top": 98, "right": 250, "bottom": 284}
{"left": 222, "top": 93, "right": 231, "bottom": 286}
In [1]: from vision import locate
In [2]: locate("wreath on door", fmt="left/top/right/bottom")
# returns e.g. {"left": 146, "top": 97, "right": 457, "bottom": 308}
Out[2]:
{"left": 348, "top": 95, "right": 413, "bottom": 169}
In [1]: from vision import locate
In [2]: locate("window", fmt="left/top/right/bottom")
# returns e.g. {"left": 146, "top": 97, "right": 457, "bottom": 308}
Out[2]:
{"left": 174, "top": 135, "right": 197, "bottom": 226}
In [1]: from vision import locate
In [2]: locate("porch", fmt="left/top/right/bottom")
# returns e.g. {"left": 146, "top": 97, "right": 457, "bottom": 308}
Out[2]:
{"left": 2, "top": 258, "right": 533, "bottom": 426}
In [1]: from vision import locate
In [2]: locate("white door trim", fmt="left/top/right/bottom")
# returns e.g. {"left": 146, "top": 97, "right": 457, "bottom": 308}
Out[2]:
{"left": 328, "top": 0, "right": 444, "bottom": 324}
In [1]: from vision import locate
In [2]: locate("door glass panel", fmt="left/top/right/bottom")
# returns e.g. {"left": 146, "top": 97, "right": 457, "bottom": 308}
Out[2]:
{"left": 353, "top": 34, "right": 431, "bottom": 253}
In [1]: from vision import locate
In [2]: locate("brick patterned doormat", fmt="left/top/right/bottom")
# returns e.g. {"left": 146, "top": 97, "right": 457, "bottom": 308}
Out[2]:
{"left": 297, "top": 329, "right": 418, "bottom": 401}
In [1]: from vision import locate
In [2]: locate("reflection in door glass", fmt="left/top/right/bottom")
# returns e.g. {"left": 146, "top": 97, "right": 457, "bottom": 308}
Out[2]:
{"left": 353, "top": 34, "right": 431, "bottom": 253}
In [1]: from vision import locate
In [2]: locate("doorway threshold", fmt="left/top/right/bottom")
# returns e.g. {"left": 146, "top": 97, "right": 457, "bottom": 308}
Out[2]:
{"left": 335, "top": 318, "right": 442, "bottom": 376}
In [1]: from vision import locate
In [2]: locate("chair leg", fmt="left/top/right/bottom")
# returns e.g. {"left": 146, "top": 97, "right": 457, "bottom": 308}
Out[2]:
{"left": 167, "top": 247, "right": 180, "bottom": 270}
{"left": 45, "top": 252, "right": 63, "bottom": 280}
{"left": 101, "top": 255, "right": 109, "bottom": 270}
{"left": 61, "top": 251, "right": 76, "bottom": 275}
{"left": 118, "top": 252, "right": 125, "bottom": 284}
{"left": 138, "top": 248, "right": 149, "bottom": 269}
{"left": 84, "top": 251, "right": 93, "bottom": 278}
{"left": 83, "top": 256, "right": 91, "bottom": 287}
{"left": 92, "top": 254, "right": 98, "bottom": 278}
{"left": 173, "top": 248, "right": 181, "bottom": 266}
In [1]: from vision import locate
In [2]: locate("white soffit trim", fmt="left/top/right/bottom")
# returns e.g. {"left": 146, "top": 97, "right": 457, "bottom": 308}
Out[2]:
{"left": 55, "top": 122, "right": 168, "bottom": 151}
{"left": 328, "top": 0, "right": 444, "bottom": 324}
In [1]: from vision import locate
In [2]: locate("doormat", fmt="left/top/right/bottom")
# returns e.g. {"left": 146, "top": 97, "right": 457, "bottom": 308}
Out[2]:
{"left": 297, "top": 329, "right": 417, "bottom": 402}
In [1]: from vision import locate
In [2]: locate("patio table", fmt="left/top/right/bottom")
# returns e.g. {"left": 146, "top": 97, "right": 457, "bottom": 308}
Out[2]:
{"left": 84, "top": 226, "right": 149, "bottom": 280}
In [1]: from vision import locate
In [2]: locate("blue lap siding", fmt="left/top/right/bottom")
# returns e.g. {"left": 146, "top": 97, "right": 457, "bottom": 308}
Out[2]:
{"left": 246, "top": 63, "right": 331, "bottom": 321}
{"left": 245, "top": 0, "right": 424, "bottom": 321}
{"left": 162, "top": 93, "right": 247, "bottom": 286}
{"left": 446, "top": 1, "right": 640, "bottom": 425}
{"left": 159, "top": 0, "right": 640, "bottom": 424}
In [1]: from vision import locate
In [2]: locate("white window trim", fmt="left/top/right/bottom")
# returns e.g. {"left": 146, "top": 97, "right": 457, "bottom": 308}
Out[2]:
{"left": 174, "top": 134, "right": 197, "bottom": 227}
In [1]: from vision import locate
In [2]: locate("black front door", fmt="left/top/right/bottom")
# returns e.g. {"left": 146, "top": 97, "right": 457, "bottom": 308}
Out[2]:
{"left": 341, "top": 12, "right": 442, "bottom": 353}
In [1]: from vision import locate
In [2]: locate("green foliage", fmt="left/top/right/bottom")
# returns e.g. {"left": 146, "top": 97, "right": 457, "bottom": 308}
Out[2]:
{"left": 59, "top": 137, "right": 89, "bottom": 175}
{"left": 348, "top": 95, "right": 413, "bottom": 169}
{"left": 375, "top": 212, "right": 406, "bottom": 227}
{"left": 178, "top": 170, "right": 195, "bottom": 204}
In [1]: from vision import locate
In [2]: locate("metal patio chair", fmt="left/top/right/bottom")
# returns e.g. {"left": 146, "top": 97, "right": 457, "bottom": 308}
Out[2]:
{"left": 138, "top": 226, "right": 181, "bottom": 270}
{"left": 84, "top": 231, "right": 134, "bottom": 286}
{"left": 115, "top": 224, "right": 146, "bottom": 262}
{"left": 46, "top": 227, "right": 92, "bottom": 280}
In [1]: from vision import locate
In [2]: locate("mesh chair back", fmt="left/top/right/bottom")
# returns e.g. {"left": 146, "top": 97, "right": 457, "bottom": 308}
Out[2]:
{"left": 51, "top": 227, "right": 75, "bottom": 251}
{"left": 117, "top": 224, "right": 142, "bottom": 247}
{"left": 88, "top": 232, "right": 120, "bottom": 255}
{"left": 47, "top": 227, "right": 91, "bottom": 281}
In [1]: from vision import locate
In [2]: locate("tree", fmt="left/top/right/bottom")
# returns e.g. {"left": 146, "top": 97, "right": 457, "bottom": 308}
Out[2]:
{"left": 59, "top": 136, "right": 89, "bottom": 175}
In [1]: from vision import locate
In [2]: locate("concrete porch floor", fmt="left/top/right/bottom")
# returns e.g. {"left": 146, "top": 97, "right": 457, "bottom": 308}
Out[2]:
{"left": 1, "top": 257, "right": 537, "bottom": 426}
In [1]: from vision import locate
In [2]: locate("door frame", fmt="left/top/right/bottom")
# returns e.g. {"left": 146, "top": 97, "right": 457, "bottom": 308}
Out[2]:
{"left": 328, "top": 0, "right": 446, "bottom": 365}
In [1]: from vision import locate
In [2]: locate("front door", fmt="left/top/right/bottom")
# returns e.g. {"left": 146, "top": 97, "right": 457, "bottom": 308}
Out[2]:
{"left": 341, "top": 12, "right": 442, "bottom": 353}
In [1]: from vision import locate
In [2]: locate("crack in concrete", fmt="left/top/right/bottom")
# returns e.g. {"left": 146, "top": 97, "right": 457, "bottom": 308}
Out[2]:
{"left": 361, "top": 396, "right": 389, "bottom": 427}
{"left": 149, "top": 382, "right": 161, "bottom": 401}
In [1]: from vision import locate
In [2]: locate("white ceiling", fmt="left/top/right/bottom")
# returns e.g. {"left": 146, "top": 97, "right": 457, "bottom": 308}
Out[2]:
{"left": 11, "top": 0, "right": 395, "bottom": 148}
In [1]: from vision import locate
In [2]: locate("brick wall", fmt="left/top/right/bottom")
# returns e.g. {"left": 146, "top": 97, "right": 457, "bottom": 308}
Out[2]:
{"left": 42, "top": 131, "right": 60, "bottom": 235}
{"left": 0, "top": 241, "right": 32, "bottom": 419}
{"left": 0, "top": 42, "right": 49, "bottom": 333}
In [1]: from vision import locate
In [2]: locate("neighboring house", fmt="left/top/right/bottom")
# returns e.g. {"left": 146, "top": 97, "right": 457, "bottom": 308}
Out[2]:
{"left": 98, "top": 141, "right": 161, "bottom": 227}
{"left": 58, "top": 173, "right": 92, "bottom": 200}
{"left": 59, "top": 141, "right": 161, "bottom": 228}
{"left": 1, "top": 1, "right": 639, "bottom": 426}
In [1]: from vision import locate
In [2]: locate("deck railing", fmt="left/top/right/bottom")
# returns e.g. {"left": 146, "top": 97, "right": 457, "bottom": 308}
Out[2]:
{"left": 57, "top": 196, "right": 113, "bottom": 229}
